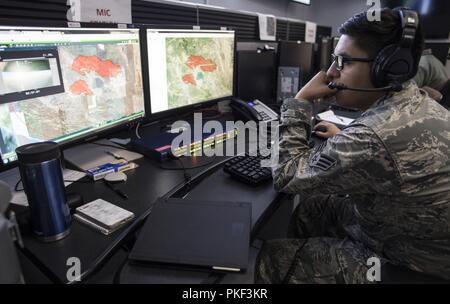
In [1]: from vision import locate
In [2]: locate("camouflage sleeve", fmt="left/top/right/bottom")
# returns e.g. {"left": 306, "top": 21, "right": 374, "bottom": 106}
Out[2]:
{"left": 272, "top": 98, "right": 400, "bottom": 196}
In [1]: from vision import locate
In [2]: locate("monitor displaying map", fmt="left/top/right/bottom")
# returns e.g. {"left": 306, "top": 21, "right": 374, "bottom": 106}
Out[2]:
{"left": 146, "top": 29, "right": 235, "bottom": 114}
{"left": 0, "top": 26, "right": 145, "bottom": 165}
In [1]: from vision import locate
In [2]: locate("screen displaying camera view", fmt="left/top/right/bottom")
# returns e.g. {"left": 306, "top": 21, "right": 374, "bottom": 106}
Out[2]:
{"left": 0, "top": 27, "right": 145, "bottom": 165}
{"left": 147, "top": 29, "right": 235, "bottom": 113}
{"left": 0, "top": 58, "right": 61, "bottom": 95}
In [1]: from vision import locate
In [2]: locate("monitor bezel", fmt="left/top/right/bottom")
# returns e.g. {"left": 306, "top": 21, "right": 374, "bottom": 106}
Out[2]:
{"left": 0, "top": 20, "right": 147, "bottom": 172}
{"left": 290, "top": 0, "right": 311, "bottom": 6}
{"left": 137, "top": 24, "right": 237, "bottom": 124}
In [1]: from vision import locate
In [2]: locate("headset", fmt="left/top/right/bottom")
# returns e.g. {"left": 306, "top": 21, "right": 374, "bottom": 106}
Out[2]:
{"left": 329, "top": 8, "right": 420, "bottom": 93}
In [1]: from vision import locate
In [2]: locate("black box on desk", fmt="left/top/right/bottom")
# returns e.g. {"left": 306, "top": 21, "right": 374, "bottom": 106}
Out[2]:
{"left": 130, "top": 122, "right": 238, "bottom": 161}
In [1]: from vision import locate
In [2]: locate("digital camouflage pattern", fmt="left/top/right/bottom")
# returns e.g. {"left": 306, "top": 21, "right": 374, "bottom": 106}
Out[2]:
{"left": 256, "top": 81, "right": 450, "bottom": 283}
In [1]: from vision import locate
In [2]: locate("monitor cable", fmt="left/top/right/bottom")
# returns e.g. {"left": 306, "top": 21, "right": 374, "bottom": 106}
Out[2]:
{"left": 135, "top": 121, "right": 142, "bottom": 139}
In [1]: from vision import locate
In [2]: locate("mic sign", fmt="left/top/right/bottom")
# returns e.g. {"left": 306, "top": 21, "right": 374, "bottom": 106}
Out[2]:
{"left": 96, "top": 9, "right": 111, "bottom": 17}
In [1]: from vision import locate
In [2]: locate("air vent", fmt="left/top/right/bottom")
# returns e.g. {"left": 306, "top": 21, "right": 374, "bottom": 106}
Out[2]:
{"left": 276, "top": 19, "right": 288, "bottom": 40}
{"left": 198, "top": 8, "right": 258, "bottom": 41}
{"left": 0, "top": 0, "right": 69, "bottom": 21}
{"left": 133, "top": 1, "right": 197, "bottom": 25}
{"left": 288, "top": 21, "right": 306, "bottom": 41}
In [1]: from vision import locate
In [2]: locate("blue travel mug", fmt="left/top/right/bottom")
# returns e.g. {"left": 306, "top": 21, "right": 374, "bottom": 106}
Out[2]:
{"left": 16, "top": 142, "right": 71, "bottom": 242}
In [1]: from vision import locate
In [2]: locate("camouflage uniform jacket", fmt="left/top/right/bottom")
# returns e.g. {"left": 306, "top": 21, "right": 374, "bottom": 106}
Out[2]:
{"left": 273, "top": 81, "right": 450, "bottom": 279}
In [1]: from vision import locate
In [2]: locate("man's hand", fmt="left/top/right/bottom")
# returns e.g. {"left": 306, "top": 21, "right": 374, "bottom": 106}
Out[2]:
{"left": 313, "top": 121, "right": 341, "bottom": 138}
{"left": 421, "top": 86, "right": 443, "bottom": 103}
{"left": 295, "top": 71, "right": 336, "bottom": 102}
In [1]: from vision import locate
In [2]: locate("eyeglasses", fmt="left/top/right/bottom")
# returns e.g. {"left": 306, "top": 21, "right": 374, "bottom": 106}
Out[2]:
{"left": 331, "top": 54, "right": 374, "bottom": 71}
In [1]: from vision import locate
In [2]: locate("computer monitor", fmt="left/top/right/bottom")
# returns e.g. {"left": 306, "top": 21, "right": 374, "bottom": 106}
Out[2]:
{"left": 425, "top": 42, "right": 450, "bottom": 65}
{"left": 145, "top": 28, "right": 235, "bottom": 114}
{"left": 278, "top": 40, "right": 315, "bottom": 85}
{"left": 0, "top": 26, "right": 145, "bottom": 167}
{"left": 332, "top": 36, "right": 340, "bottom": 50}
{"left": 381, "top": 0, "right": 450, "bottom": 39}
{"left": 235, "top": 50, "right": 277, "bottom": 104}
{"left": 316, "top": 36, "right": 333, "bottom": 72}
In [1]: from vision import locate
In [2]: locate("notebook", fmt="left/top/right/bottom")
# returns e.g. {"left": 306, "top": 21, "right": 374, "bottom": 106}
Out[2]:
{"left": 74, "top": 199, "right": 134, "bottom": 235}
{"left": 129, "top": 198, "right": 252, "bottom": 272}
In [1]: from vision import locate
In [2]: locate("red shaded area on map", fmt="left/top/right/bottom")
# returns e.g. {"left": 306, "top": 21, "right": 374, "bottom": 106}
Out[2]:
{"left": 182, "top": 55, "right": 217, "bottom": 86}
{"left": 182, "top": 73, "right": 197, "bottom": 86}
{"left": 185, "top": 55, "right": 217, "bottom": 72}
{"left": 69, "top": 80, "right": 93, "bottom": 96}
{"left": 72, "top": 56, "right": 121, "bottom": 78}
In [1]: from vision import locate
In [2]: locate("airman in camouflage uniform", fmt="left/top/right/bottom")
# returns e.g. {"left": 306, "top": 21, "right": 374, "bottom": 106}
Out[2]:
{"left": 255, "top": 9, "right": 450, "bottom": 284}
{"left": 256, "top": 81, "right": 450, "bottom": 283}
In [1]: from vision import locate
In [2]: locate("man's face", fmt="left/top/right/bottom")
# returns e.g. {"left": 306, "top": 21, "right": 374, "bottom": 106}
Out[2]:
{"left": 326, "top": 35, "right": 383, "bottom": 110}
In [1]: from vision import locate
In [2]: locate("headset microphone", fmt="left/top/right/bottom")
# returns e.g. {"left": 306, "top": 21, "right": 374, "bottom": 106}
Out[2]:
{"left": 328, "top": 82, "right": 403, "bottom": 92}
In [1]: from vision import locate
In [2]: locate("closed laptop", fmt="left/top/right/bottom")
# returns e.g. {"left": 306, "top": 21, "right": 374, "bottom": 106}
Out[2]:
{"left": 129, "top": 198, "right": 251, "bottom": 272}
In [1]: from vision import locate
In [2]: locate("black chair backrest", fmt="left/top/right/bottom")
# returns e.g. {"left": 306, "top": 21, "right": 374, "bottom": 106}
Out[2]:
{"left": 440, "top": 79, "right": 450, "bottom": 109}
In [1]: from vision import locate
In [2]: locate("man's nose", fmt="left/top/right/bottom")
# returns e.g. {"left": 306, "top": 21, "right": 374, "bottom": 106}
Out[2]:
{"left": 326, "top": 61, "right": 340, "bottom": 80}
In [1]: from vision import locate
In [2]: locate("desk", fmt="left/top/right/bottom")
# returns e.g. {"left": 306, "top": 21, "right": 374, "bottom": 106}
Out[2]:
{"left": 10, "top": 116, "right": 286, "bottom": 284}
{"left": 117, "top": 158, "right": 283, "bottom": 284}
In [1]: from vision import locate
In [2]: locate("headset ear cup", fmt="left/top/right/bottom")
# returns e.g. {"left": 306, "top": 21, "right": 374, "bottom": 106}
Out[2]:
{"left": 371, "top": 44, "right": 415, "bottom": 87}
{"left": 371, "top": 44, "right": 397, "bottom": 88}
{"left": 385, "top": 48, "right": 414, "bottom": 84}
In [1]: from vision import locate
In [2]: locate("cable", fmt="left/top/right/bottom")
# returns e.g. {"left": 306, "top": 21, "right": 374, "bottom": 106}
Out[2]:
{"left": 14, "top": 178, "right": 92, "bottom": 192}
{"left": 149, "top": 155, "right": 216, "bottom": 171}
{"left": 176, "top": 157, "right": 216, "bottom": 170}
{"left": 88, "top": 142, "right": 129, "bottom": 150}
{"left": 64, "top": 179, "right": 91, "bottom": 184}
{"left": 15, "top": 179, "right": 23, "bottom": 192}
{"left": 282, "top": 194, "right": 331, "bottom": 284}
{"left": 135, "top": 121, "right": 142, "bottom": 139}
{"left": 113, "top": 255, "right": 129, "bottom": 284}
{"left": 176, "top": 157, "right": 192, "bottom": 190}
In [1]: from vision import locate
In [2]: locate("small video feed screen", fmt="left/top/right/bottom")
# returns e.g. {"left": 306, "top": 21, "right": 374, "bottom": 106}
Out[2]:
{"left": 0, "top": 58, "right": 60, "bottom": 94}
{"left": 0, "top": 49, "right": 64, "bottom": 102}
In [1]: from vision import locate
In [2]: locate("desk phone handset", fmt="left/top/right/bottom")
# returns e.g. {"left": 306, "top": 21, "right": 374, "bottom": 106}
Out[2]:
{"left": 230, "top": 98, "right": 279, "bottom": 122}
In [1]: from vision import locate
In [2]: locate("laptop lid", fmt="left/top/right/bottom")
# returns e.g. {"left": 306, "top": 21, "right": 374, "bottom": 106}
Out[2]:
{"left": 129, "top": 198, "right": 251, "bottom": 272}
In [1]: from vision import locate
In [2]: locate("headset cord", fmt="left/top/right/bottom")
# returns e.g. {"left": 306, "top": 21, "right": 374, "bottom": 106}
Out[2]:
{"left": 282, "top": 194, "right": 331, "bottom": 284}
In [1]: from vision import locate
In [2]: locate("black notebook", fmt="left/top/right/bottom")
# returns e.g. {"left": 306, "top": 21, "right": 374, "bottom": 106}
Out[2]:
{"left": 129, "top": 198, "right": 252, "bottom": 272}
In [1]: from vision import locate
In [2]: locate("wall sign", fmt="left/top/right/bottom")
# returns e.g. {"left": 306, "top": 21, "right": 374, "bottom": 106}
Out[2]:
{"left": 67, "top": 0, "right": 132, "bottom": 24}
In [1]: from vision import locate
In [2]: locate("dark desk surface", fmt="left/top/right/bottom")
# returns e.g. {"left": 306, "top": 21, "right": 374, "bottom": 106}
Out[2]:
{"left": 14, "top": 117, "right": 284, "bottom": 284}
{"left": 117, "top": 159, "right": 282, "bottom": 284}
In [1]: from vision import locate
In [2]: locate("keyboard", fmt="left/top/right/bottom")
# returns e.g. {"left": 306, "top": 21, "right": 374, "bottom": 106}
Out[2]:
{"left": 223, "top": 155, "right": 272, "bottom": 186}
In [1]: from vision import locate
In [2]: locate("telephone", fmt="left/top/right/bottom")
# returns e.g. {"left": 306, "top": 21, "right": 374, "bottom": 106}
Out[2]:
{"left": 230, "top": 98, "right": 279, "bottom": 122}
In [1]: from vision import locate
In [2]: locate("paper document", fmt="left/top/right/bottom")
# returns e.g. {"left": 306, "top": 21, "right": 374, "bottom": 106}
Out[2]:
{"left": 316, "top": 110, "right": 355, "bottom": 126}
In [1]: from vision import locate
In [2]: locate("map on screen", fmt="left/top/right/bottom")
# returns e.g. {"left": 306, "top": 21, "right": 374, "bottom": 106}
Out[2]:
{"left": 147, "top": 30, "right": 235, "bottom": 114}
{"left": 0, "top": 27, "right": 145, "bottom": 165}
{"left": 165, "top": 36, "right": 234, "bottom": 108}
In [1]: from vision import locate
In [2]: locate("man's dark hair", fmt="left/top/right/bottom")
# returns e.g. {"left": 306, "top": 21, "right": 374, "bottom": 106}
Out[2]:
{"left": 339, "top": 8, "right": 424, "bottom": 66}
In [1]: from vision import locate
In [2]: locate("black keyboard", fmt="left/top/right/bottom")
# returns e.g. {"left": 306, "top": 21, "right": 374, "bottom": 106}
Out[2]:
{"left": 223, "top": 155, "right": 272, "bottom": 186}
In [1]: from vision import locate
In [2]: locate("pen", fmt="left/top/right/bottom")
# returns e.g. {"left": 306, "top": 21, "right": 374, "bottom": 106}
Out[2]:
{"left": 103, "top": 180, "right": 128, "bottom": 199}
